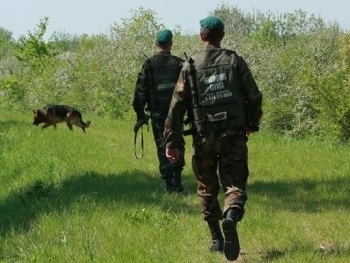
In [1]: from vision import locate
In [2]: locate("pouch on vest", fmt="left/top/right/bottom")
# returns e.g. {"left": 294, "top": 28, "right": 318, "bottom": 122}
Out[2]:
{"left": 191, "top": 51, "right": 247, "bottom": 134}
{"left": 193, "top": 108, "right": 229, "bottom": 133}
{"left": 148, "top": 56, "right": 181, "bottom": 113}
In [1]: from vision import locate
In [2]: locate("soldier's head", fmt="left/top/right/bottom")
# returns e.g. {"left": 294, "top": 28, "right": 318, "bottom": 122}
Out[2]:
{"left": 199, "top": 16, "right": 225, "bottom": 46}
{"left": 156, "top": 29, "right": 173, "bottom": 51}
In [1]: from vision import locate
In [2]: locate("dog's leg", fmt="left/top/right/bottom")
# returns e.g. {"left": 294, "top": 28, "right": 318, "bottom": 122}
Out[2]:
{"left": 77, "top": 120, "right": 87, "bottom": 132}
{"left": 73, "top": 117, "right": 89, "bottom": 132}
{"left": 66, "top": 121, "right": 73, "bottom": 131}
{"left": 72, "top": 121, "right": 85, "bottom": 132}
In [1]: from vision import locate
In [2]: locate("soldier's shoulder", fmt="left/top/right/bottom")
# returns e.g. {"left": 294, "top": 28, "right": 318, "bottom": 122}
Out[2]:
{"left": 221, "top": 48, "right": 238, "bottom": 58}
{"left": 143, "top": 55, "right": 159, "bottom": 68}
{"left": 172, "top": 54, "right": 184, "bottom": 61}
{"left": 222, "top": 49, "right": 247, "bottom": 65}
{"left": 191, "top": 50, "right": 205, "bottom": 59}
{"left": 171, "top": 55, "right": 185, "bottom": 66}
{"left": 148, "top": 54, "right": 159, "bottom": 62}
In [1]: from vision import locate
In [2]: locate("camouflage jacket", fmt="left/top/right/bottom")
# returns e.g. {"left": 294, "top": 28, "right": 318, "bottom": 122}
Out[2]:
{"left": 163, "top": 45, "right": 263, "bottom": 149}
{"left": 132, "top": 51, "right": 184, "bottom": 120}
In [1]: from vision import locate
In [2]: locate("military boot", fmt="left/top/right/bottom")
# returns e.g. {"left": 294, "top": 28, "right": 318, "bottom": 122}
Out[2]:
{"left": 164, "top": 176, "right": 174, "bottom": 194}
{"left": 207, "top": 220, "right": 224, "bottom": 252}
{"left": 173, "top": 171, "right": 184, "bottom": 193}
{"left": 222, "top": 209, "right": 240, "bottom": 261}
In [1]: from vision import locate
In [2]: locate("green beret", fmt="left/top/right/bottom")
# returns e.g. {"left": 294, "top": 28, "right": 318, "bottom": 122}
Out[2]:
{"left": 199, "top": 16, "right": 225, "bottom": 29}
{"left": 156, "top": 29, "right": 173, "bottom": 43}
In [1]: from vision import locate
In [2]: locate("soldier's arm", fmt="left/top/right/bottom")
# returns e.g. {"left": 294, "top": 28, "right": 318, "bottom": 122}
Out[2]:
{"left": 163, "top": 69, "right": 190, "bottom": 148}
{"left": 237, "top": 56, "right": 263, "bottom": 131}
{"left": 132, "top": 62, "right": 150, "bottom": 120}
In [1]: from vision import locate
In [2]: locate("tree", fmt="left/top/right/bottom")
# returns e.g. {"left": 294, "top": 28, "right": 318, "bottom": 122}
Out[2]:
{"left": 0, "top": 27, "right": 14, "bottom": 57}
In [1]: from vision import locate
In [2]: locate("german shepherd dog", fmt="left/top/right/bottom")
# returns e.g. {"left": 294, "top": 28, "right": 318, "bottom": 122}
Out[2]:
{"left": 33, "top": 104, "right": 91, "bottom": 132}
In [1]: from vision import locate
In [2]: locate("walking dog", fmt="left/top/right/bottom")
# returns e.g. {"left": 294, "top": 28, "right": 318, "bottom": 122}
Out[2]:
{"left": 33, "top": 104, "right": 91, "bottom": 132}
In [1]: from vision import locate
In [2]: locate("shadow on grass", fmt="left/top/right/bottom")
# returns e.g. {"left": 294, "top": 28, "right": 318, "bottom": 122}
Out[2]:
{"left": 2, "top": 171, "right": 349, "bottom": 237}
{"left": 240, "top": 248, "right": 286, "bottom": 262}
{"left": 241, "top": 245, "right": 350, "bottom": 262}
{"left": 0, "top": 170, "right": 198, "bottom": 237}
{"left": 249, "top": 176, "right": 350, "bottom": 212}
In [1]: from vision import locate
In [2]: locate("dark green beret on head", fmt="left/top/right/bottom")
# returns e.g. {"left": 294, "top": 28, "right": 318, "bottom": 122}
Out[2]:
{"left": 199, "top": 16, "right": 225, "bottom": 29}
{"left": 156, "top": 29, "right": 173, "bottom": 43}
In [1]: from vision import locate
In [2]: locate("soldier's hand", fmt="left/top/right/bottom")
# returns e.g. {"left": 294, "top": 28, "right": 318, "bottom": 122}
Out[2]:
{"left": 134, "top": 118, "right": 148, "bottom": 133}
{"left": 166, "top": 148, "right": 179, "bottom": 163}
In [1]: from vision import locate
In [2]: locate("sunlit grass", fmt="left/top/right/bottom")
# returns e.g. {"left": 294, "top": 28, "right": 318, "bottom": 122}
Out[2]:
{"left": 1, "top": 109, "right": 349, "bottom": 262}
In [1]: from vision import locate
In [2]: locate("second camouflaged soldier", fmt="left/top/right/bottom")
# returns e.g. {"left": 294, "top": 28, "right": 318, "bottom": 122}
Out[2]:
{"left": 133, "top": 29, "right": 185, "bottom": 194}
{"left": 163, "top": 17, "right": 263, "bottom": 261}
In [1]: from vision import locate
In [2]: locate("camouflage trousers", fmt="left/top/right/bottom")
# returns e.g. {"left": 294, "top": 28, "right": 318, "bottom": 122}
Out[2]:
{"left": 151, "top": 118, "right": 185, "bottom": 178}
{"left": 191, "top": 132, "right": 249, "bottom": 222}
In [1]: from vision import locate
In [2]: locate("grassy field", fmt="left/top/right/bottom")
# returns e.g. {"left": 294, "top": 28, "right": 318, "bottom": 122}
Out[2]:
{"left": 1, "top": 108, "right": 349, "bottom": 262}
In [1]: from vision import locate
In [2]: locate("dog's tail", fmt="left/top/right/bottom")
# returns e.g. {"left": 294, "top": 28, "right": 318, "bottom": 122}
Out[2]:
{"left": 85, "top": 120, "right": 91, "bottom": 127}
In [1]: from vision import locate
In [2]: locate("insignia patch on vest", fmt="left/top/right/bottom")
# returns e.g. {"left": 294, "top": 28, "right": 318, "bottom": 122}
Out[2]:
{"left": 199, "top": 72, "right": 233, "bottom": 105}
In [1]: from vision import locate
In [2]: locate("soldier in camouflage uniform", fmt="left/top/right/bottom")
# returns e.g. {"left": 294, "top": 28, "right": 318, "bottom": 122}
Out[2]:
{"left": 163, "top": 17, "right": 263, "bottom": 261}
{"left": 132, "top": 29, "right": 185, "bottom": 194}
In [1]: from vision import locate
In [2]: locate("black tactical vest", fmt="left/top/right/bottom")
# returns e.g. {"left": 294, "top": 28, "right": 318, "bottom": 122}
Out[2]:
{"left": 190, "top": 48, "right": 246, "bottom": 134}
{"left": 147, "top": 54, "right": 183, "bottom": 116}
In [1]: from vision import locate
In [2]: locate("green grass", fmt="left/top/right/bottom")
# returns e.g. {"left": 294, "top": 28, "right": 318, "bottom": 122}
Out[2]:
{"left": 1, "top": 109, "right": 349, "bottom": 262}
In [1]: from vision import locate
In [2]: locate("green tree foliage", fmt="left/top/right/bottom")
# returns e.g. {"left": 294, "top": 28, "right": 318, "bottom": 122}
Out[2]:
{"left": 0, "top": 27, "right": 22, "bottom": 108}
{"left": 0, "top": 27, "right": 13, "bottom": 56}
{"left": 243, "top": 10, "right": 349, "bottom": 141}
{"left": 1, "top": 6, "right": 350, "bottom": 142}
{"left": 333, "top": 33, "right": 350, "bottom": 141}
{"left": 14, "top": 17, "right": 52, "bottom": 72}
{"left": 212, "top": 4, "right": 255, "bottom": 48}
{"left": 107, "top": 8, "right": 163, "bottom": 117}
{"left": 171, "top": 25, "right": 202, "bottom": 59}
